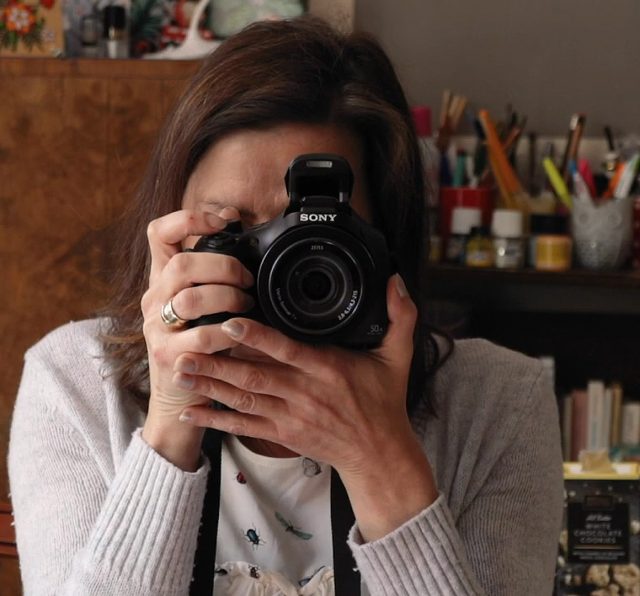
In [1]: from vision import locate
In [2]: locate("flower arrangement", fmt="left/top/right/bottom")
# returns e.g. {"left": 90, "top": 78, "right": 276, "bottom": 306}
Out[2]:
{"left": 0, "top": 0, "right": 50, "bottom": 51}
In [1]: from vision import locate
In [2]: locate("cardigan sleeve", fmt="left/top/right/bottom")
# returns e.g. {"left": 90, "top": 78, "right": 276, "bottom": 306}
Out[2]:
{"left": 348, "top": 365, "right": 564, "bottom": 596}
{"left": 8, "top": 347, "right": 210, "bottom": 596}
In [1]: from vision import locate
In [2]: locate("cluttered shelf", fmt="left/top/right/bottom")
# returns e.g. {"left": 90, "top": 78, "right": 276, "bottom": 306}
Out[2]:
{"left": 425, "top": 263, "right": 640, "bottom": 289}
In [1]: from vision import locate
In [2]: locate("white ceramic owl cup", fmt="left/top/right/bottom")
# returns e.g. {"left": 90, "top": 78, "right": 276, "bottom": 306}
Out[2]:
{"left": 571, "top": 196, "right": 634, "bottom": 270}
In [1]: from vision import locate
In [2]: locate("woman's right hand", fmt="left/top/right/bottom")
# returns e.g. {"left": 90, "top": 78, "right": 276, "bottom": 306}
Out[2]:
{"left": 141, "top": 205, "right": 254, "bottom": 470}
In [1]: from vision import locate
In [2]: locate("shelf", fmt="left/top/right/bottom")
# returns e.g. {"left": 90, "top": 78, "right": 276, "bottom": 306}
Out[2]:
{"left": 0, "top": 57, "right": 200, "bottom": 79}
{"left": 426, "top": 264, "right": 640, "bottom": 290}
{"left": 424, "top": 264, "right": 640, "bottom": 314}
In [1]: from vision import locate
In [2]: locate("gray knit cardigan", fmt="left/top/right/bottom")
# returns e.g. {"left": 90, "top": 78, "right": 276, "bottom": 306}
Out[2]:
{"left": 8, "top": 319, "right": 564, "bottom": 595}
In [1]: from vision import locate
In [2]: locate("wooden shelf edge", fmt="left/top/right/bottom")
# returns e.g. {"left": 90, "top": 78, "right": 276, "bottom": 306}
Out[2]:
{"left": 425, "top": 264, "right": 640, "bottom": 289}
{"left": 0, "top": 57, "right": 201, "bottom": 79}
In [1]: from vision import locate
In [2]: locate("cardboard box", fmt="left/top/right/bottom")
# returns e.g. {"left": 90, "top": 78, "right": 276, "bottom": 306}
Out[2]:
{"left": 556, "top": 462, "right": 640, "bottom": 595}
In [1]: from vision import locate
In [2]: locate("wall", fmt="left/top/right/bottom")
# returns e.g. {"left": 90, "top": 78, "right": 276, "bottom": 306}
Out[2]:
{"left": 355, "top": 0, "right": 640, "bottom": 136}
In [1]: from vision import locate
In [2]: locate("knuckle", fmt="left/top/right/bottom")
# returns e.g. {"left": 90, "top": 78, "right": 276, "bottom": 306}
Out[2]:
{"left": 227, "top": 421, "right": 246, "bottom": 436}
{"left": 167, "top": 252, "right": 191, "bottom": 277}
{"left": 151, "top": 345, "right": 171, "bottom": 368}
{"left": 192, "top": 326, "right": 213, "bottom": 353}
{"left": 176, "top": 287, "right": 201, "bottom": 317}
{"left": 146, "top": 219, "right": 160, "bottom": 242}
{"left": 140, "top": 289, "right": 154, "bottom": 314}
{"left": 142, "top": 318, "right": 154, "bottom": 339}
{"left": 220, "top": 256, "right": 243, "bottom": 282}
{"left": 278, "top": 341, "right": 300, "bottom": 364}
{"left": 234, "top": 391, "right": 257, "bottom": 414}
{"left": 242, "top": 368, "right": 267, "bottom": 392}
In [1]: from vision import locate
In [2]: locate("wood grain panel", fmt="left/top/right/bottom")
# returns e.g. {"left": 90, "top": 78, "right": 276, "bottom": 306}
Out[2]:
{"left": 0, "top": 58, "right": 198, "bottom": 594}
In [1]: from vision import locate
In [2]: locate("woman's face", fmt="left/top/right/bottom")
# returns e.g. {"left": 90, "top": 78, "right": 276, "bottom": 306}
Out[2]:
{"left": 182, "top": 123, "right": 371, "bottom": 242}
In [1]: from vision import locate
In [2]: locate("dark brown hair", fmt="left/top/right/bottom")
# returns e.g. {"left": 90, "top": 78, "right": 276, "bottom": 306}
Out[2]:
{"left": 102, "top": 15, "right": 449, "bottom": 414}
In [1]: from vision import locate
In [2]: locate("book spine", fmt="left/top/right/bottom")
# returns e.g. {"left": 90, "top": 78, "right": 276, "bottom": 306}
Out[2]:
{"left": 571, "top": 390, "right": 588, "bottom": 460}
{"left": 621, "top": 402, "right": 640, "bottom": 446}
{"left": 561, "top": 393, "right": 573, "bottom": 461}
{"left": 610, "top": 382, "right": 623, "bottom": 446}
{"left": 602, "top": 387, "right": 612, "bottom": 450}
{"left": 587, "top": 380, "right": 605, "bottom": 451}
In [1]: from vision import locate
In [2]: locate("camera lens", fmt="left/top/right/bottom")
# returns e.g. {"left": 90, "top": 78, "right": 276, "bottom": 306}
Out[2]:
{"left": 262, "top": 236, "right": 365, "bottom": 336}
{"left": 288, "top": 256, "right": 347, "bottom": 318}
{"left": 299, "top": 268, "right": 334, "bottom": 303}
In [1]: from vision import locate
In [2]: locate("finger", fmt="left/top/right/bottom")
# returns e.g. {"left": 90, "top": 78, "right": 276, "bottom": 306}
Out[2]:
{"left": 147, "top": 208, "right": 229, "bottom": 282}
{"left": 173, "top": 351, "right": 294, "bottom": 398}
{"left": 157, "top": 325, "right": 239, "bottom": 360}
{"left": 163, "top": 279, "right": 255, "bottom": 321}
{"left": 179, "top": 405, "right": 279, "bottom": 443}
{"left": 170, "top": 283, "right": 254, "bottom": 322}
{"left": 217, "top": 318, "right": 320, "bottom": 373}
{"left": 374, "top": 274, "right": 417, "bottom": 367}
{"left": 171, "top": 372, "right": 280, "bottom": 417}
{"left": 155, "top": 252, "right": 254, "bottom": 303}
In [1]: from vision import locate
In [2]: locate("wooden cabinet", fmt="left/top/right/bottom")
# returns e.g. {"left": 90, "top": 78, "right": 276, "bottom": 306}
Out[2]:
{"left": 0, "top": 57, "right": 198, "bottom": 593}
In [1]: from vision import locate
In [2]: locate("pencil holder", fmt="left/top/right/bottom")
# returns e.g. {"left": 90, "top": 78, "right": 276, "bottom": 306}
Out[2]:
{"left": 571, "top": 196, "right": 634, "bottom": 270}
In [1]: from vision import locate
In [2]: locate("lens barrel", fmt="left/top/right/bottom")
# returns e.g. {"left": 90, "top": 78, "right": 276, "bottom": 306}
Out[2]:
{"left": 259, "top": 232, "right": 367, "bottom": 336}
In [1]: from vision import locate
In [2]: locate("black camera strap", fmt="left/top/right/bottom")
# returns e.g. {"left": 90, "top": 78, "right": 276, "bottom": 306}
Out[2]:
{"left": 190, "top": 429, "right": 361, "bottom": 595}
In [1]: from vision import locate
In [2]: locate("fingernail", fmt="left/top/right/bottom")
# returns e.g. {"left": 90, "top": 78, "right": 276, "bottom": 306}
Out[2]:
{"left": 175, "top": 356, "right": 196, "bottom": 374}
{"left": 221, "top": 320, "right": 245, "bottom": 339}
{"left": 174, "top": 373, "right": 195, "bottom": 390}
{"left": 179, "top": 411, "right": 192, "bottom": 422}
{"left": 395, "top": 274, "right": 408, "bottom": 298}
{"left": 219, "top": 207, "right": 239, "bottom": 220}
{"left": 205, "top": 212, "right": 222, "bottom": 228}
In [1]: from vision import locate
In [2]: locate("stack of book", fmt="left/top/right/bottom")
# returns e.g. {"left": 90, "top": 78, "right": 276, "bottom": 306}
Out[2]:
{"left": 561, "top": 381, "right": 640, "bottom": 461}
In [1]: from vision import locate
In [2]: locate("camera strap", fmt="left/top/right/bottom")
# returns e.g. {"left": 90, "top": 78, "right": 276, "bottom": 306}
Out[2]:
{"left": 190, "top": 428, "right": 361, "bottom": 595}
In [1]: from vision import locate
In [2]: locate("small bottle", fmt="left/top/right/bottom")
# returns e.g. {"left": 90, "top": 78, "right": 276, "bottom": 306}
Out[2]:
{"left": 491, "top": 209, "right": 524, "bottom": 269}
{"left": 445, "top": 207, "right": 481, "bottom": 264}
{"left": 529, "top": 213, "right": 570, "bottom": 268}
{"left": 103, "top": 5, "right": 129, "bottom": 59}
{"left": 81, "top": 14, "right": 101, "bottom": 58}
{"left": 535, "top": 235, "right": 572, "bottom": 271}
{"left": 465, "top": 226, "right": 494, "bottom": 267}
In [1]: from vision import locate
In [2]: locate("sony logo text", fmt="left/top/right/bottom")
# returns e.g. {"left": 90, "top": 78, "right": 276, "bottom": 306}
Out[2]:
{"left": 300, "top": 213, "right": 337, "bottom": 222}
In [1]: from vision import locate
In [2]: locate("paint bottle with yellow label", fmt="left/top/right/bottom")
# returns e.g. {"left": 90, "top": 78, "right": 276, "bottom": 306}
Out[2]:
{"left": 465, "top": 226, "right": 494, "bottom": 268}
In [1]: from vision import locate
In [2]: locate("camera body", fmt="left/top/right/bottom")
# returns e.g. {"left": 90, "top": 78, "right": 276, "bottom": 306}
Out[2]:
{"left": 189, "top": 153, "right": 391, "bottom": 348}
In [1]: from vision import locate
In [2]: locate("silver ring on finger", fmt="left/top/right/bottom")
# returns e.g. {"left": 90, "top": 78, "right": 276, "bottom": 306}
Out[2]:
{"left": 160, "top": 298, "right": 187, "bottom": 329}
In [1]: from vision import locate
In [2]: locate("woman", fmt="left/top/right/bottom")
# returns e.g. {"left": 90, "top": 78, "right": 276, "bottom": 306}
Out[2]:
{"left": 8, "top": 16, "right": 563, "bottom": 596}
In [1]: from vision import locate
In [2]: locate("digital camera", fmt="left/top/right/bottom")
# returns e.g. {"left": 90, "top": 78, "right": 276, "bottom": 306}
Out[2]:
{"left": 189, "top": 153, "right": 391, "bottom": 348}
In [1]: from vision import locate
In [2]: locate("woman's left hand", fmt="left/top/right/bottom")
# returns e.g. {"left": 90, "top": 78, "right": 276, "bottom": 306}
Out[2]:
{"left": 175, "top": 273, "right": 439, "bottom": 540}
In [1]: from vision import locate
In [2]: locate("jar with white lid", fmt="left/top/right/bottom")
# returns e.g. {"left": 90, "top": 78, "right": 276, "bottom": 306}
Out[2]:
{"left": 491, "top": 209, "right": 524, "bottom": 269}
{"left": 445, "top": 206, "right": 482, "bottom": 264}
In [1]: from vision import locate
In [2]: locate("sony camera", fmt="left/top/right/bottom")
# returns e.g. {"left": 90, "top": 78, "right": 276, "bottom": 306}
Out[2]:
{"left": 189, "top": 153, "right": 391, "bottom": 348}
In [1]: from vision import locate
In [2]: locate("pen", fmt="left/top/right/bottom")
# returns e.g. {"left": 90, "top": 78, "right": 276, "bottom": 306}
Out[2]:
{"left": 453, "top": 149, "right": 467, "bottom": 186}
{"left": 604, "top": 125, "right": 615, "bottom": 151}
{"left": 543, "top": 157, "right": 572, "bottom": 210}
{"left": 570, "top": 160, "right": 592, "bottom": 203}
{"left": 604, "top": 163, "right": 625, "bottom": 199}
{"left": 613, "top": 153, "right": 640, "bottom": 199}
{"left": 478, "top": 109, "right": 525, "bottom": 196}
{"left": 578, "top": 158, "right": 598, "bottom": 199}
{"left": 560, "top": 113, "right": 586, "bottom": 183}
